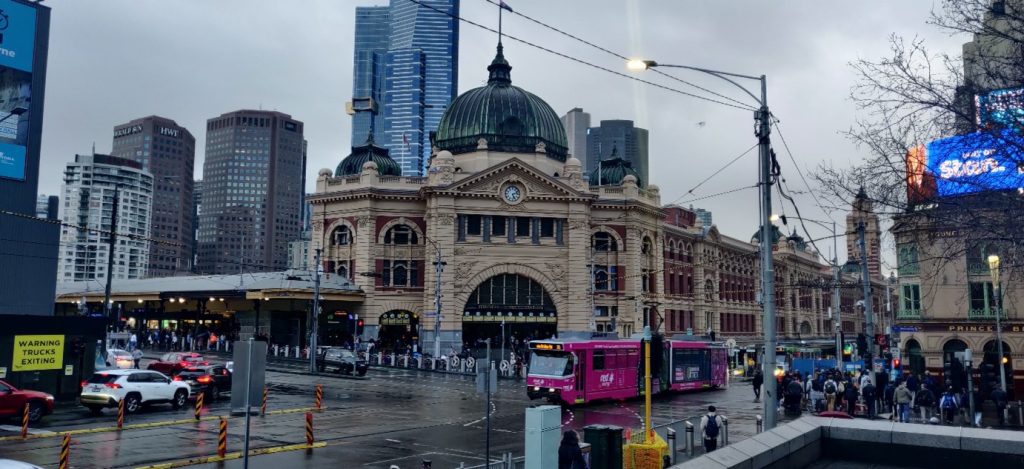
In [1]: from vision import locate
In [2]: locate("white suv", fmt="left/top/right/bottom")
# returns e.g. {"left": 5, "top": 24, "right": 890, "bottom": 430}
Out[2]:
{"left": 80, "top": 369, "right": 190, "bottom": 415}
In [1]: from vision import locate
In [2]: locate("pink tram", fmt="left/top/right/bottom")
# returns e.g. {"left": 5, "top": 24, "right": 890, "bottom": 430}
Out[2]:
{"left": 525, "top": 337, "right": 727, "bottom": 405}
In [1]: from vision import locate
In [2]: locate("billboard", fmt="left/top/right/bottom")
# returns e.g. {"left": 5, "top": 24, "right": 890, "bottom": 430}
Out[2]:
{"left": 976, "top": 86, "right": 1024, "bottom": 129}
{"left": 924, "top": 129, "right": 1024, "bottom": 197}
{"left": 0, "top": 0, "right": 36, "bottom": 181}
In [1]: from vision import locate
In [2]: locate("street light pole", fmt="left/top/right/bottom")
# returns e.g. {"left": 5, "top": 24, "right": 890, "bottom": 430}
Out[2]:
{"left": 103, "top": 186, "right": 121, "bottom": 328}
{"left": 432, "top": 247, "right": 445, "bottom": 358}
{"left": 309, "top": 248, "right": 322, "bottom": 373}
{"left": 988, "top": 255, "right": 1007, "bottom": 393}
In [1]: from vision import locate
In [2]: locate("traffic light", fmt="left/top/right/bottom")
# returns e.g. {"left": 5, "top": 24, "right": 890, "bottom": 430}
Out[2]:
{"left": 892, "top": 358, "right": 901, "bottom": 371}
{"left": 981, "top": 362, "right": 998, "bottom": 394}
{"left": 356, "top": 319, "right": 364, "bottom": 335}
{"left": 857, "top": 334, "right": 868, "bottom": 358}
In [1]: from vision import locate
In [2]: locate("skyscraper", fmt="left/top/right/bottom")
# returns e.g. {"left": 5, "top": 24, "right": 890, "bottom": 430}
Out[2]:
{"left": 110, "top": 116, "right": 196, "bottom": 277}
{"left": 349, "top": 6, "right": 389, "bottom": 146}
{"left": 35, "top": 194, "right": 58, "bottom": 220}
{"left": 197, "top": 110, "right": 306, "bottom": 274}
{"left": 586, "top": 120, "right": 649, "bottom": 185}
{"left": 561, "top": 108, "right": 590, "bottom": 169}
{"left": 348, "top": 0, "right": 459, "bottom": 176}
{"left": 57, "top": 154, "right": 154, "bottom": 282}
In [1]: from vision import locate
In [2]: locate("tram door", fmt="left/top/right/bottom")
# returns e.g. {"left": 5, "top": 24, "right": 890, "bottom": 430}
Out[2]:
{"left": 576, "top": 352, "right": 586, "bottom": 402}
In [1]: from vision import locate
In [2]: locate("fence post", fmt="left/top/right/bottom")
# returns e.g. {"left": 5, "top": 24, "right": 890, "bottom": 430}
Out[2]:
{"left": 194, "top": 390, "right": 204, "bottom": 421}
{"left": 756, "top": 415, "right": 763, "bottom": 433}
{"left": 217, "top": 417, "right": 227, "bottom": 458}
{"left": 721, "top": 416, "right": 729, "bottom": 446}
{"left": 305, "top": 412, "right": 314, "bottom": 447}
{"left": 261, "top": 387, "right": 268, "bottom": 416}
{"left": 667, "top": 428, "right": 677, "bottom": 464}
{"left": 685, "top": 421, "right": 694, "bottom": 457}
{"left": 117, "top": 398, "right": 125, "bottom": 430}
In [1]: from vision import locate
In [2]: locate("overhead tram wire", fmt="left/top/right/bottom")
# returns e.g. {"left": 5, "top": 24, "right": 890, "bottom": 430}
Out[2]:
{"left": 403, "top": 0, "right": 755, "bottom": 112}
{"left": 477, "top": 0, "right": 758, "bottom": 111}
{"left": 661, "top": 143, "right": 758, "bottom": 208}
{"left": 771, "top": 118, "right": 836, "bottom": 222}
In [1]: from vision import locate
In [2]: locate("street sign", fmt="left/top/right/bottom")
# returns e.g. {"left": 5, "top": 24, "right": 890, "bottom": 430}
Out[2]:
{"left": 893, "top": 326, "right": 918, "bottom": 333}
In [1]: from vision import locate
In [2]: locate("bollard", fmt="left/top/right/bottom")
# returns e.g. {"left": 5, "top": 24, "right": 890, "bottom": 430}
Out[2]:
{"left": 217, "top": 417, "right": 227, "bottom": 458}
{"left": 21, "top": 402, "right": 29, "bottom": 438}
{"left": 721, "top": 416, "right": 729, "bottom": 446}
{"left": 305, "top": 412, "right": 314, "bottom": 447}
{"left": 756, "top": 415, "right": 763, "bottom": 433}
{"left": 195, "top": 390, "right": 204, "bottom": 421}
{"left": 315, "top": 384, "right": 323, "bottom": 410}
{"left": 117, "top": 398, "right": 125, "bottom": 430}
{"left": 667, "top": 428, "right": 677, "bottom": 464}
{"left": 59, "top": 433, "right": 70, "bottom": 469}
{"left": 685, "top": 421, "right": 695, "bottom": 457}
{"left": 261, "top": 387, "right": 268, "bottom": 416}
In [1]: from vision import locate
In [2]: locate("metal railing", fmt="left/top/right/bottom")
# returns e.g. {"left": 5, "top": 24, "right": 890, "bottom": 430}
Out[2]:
{"left": 897, "top": 308, "right": 922, "bottom": 319}
{"left": 968, "top": 307, "right": 1005, "bottom": 319}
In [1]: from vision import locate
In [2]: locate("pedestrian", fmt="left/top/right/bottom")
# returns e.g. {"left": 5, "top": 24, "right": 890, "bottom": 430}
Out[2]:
{"left": 895, "top": 381, "right": 912, "bottom": 423}
{"left": 700, "top": 405, "right": 724, "bottom": 453}
{"left": 972, "top": 388, "right": 983, "bottom": 427}
{"left": 824, "top": 375, "right": 839, "bottom": 411}
{"left": 844, "top": 380, "right": 858, "bottom": 416}
{"left": 129, "top": 332, "right": 138, "bottom": 351}
{"left": 916, "top": 383, "right": 935, "bottom": 421}
{"left": 884, "top": 381, "right": 897, "bottom": 419}
{"left": 131, "top": 348, "right": 143, "bottom": 369}
{"left": 992, "top": 386, "right": 1009, "bottom": 426}
{"left": 861, "top": 379, "right": 877, "bottom": 419}
{"left": 557, "top": 430, "right": 587, "bottom": 469}
{"left": 939, "top": 387, "right": 960, "bottom": 424}
{"left": 752, "top": 368, "right": 763, "bottom": 403}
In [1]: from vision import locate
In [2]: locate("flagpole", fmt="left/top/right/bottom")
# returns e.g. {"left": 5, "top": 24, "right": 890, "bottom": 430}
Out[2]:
{"left": 498, "top": 2, "right": 503, "bottom": 44}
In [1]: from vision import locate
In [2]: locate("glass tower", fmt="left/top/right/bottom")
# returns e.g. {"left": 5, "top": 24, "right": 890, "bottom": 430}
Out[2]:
{"left": 349, "top": 0, "right": 459, "bottom": 176}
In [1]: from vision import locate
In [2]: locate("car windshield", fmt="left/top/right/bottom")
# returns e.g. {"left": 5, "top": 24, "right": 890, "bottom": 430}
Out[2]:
{"left": 338, "top": 350, "right": 355, "bottom": 359}
{"left": 112, "top": 351, "right": 132, "bottom": 358}
{"left": 529, "top": 351, "right": 573, "bottom": 376}
{"left": 87, "top": 373, "right": 121, "bottom": 384}
{"left": 183, "top": 356, "right": 205, "bottom": 363}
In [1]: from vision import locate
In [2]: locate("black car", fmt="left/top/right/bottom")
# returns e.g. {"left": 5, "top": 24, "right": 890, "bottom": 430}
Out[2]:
{"left": 317, "top": 348, "right": 368, "bottom": 376}
{"left": 175, "top": 365, "right": 232, "bottom": 400}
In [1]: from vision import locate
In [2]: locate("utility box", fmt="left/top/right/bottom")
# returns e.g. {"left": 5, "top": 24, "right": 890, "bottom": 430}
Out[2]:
{"left": 584, "top": 424, "right": 623, "bottom": 469}
{"left": 230, "top": 340, "right": 267, "bottom": 415}
{"left": 525, "top": 405, "right": 561, "bottom": 469}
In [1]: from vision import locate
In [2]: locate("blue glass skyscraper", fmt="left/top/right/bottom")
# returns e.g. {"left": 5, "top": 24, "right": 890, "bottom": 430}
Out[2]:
{"left": 349, "top": 0, "right": 459, "bottom": 176}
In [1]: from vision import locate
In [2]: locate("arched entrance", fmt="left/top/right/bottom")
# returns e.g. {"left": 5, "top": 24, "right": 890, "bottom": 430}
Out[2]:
{"left": 462, "top": 273, "right": 556, "bottom": 356}
{"left": 983, "top": 340, "right": 1014, "bottom": 395}
{"left": 905, "top": 339, "right": 925, "bottom": 378}
{"left": 942, "top": 339, "right": 969, "bottom": 391}
{"left": 377, "top": 310, "right": 419, "bottom": 353}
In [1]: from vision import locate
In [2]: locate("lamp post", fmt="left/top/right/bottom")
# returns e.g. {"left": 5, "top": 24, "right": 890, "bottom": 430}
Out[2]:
{"left": 987, "top": 255, "right": 1007, "bottom": 393}
{"left": 629, "top": 58, "right": 776, "bottom": 429}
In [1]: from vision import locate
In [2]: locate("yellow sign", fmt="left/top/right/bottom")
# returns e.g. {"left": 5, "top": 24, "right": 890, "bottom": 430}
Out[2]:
{"left": 12, "top": 335, "right": 64, "bottom": 372}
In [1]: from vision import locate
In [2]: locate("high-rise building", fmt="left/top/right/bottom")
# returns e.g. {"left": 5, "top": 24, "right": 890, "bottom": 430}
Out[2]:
{"left": 35, "top": 194, "right": 58, "bottom": 220}
{"left": 197, "top": 110, "right": 306, "bottom": 274}
{"left": 846, "top": 187, "right": 881, "bottom": 279}
{"left": 692, "top": 207, "right": 713, "bottom": 227}
{"left": 110, "top": 116, "right": 196, "bottom": 277}
{"left": 586, "top": 120, "right": 649, "bottom": 185}
{"left": 57, "top": 154, "right": 154, "bottom": 282}
{"left": 349, "top": 6, "right": 389, "bottom": 146}
{"left": 561, "top": 108, "right": 590, "bottom": 169}
{"left": 192, "top": 179, "right": 202, "bottom": 271}
{"left": 349, "top": 0, "right": 459, "bottom": 176}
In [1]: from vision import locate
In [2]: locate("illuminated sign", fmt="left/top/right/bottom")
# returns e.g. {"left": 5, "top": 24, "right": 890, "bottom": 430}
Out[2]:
{"left": 0, "top": 141, "right": 24, "bottom": 179}
{"left": 0, "top": 1, "right": 37, "bottom": 73}
{"left": 114, "top": 125, "right": 143, "bottom": 138}
{"left": 977, "top": 86, "right": 1024, "bottom": 128}
{"left": 532, "top": 343, "right": 562, "bottom": 351}
{"left": 0, "top": 0, "right": 35, "bottom": 181}
{"left": 925, "top": 129, "right": 1024, "bottom": 196}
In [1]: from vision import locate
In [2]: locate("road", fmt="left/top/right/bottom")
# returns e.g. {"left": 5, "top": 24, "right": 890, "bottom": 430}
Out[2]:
{"left": 1, "top": 356, "right": 770, "bottom": 468}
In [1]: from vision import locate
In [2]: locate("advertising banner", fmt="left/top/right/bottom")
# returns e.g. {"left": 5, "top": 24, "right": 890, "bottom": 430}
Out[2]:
{"left": 925, "top": 129, "right": 1024, "bottom": 196}
{"left": 12, "top": 334, "right": 64, "bottom": 371}
{"left": 0, "top": 0, "right": 35, "bottom": 181}
{"left": 977, "top": 86, "right": 1024, "bottom": 129}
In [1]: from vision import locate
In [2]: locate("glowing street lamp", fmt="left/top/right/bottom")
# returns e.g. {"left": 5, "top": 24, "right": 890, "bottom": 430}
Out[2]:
{"left": 987, "top": 254, "right": 1007, "bottom": 393}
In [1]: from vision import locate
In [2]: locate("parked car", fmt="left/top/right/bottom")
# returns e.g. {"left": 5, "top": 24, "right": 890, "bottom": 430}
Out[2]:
{"left": 146, "top": 352, "right": 207, "bottom": 376}
{"left": 0, "top": 460, "right": 45, "bottom": 469}
{"left": 106, "top": 349, "right": 135, "bottom": 369}
{"left": 175, "top": 365, "right": 232, "bottom": 400}
{"left": 79, "top": 369, "right": 190, "bottom": 415}
{"left": 317, "top": 347, "right": 368, "bottom": 376}
{"left": 0, "top": 380, "right": 54, "bottom": 423}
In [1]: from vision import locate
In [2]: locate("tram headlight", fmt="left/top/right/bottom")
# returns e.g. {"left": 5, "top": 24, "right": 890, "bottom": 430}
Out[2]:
{"left": 533, "top": 386, "right": 540, "bottom": 391}
{"left": 549, "top": 388, "right": 556, "bottom": 393}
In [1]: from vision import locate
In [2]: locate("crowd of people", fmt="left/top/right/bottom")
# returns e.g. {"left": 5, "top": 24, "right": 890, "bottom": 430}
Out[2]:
{"left": 751, "top": 366, "right": 1011, "bottom": 426}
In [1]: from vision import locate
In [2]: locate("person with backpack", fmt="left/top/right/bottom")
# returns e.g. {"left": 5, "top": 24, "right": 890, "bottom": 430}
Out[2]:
{"left": 915, "top": 383, "right": 935, "bottom": 421}
{"left": 700, "top": 405, "right": 724, "bottom": 453}
{"left": 861, "top": 379, "right": 877, "bottom": 419}
{"left": 883, "top": 381, "right": 897, "bottom": 419}
{"left": 992, "top": 386, "right": 1008, "bottom": 426}
{"left": 823, "top": 375, "right": 839, "bottom": 411}
{"left": 557, "top": 430, "right": 588, "bottom": 469}
{"left": 844, "top": 379, "right": 859, "bottom": 415}
{"left": 810, "top": 371, "right": 824, "bottom": 413}
{"left": 939, "top": 387, "right": 960, "bottom": 424}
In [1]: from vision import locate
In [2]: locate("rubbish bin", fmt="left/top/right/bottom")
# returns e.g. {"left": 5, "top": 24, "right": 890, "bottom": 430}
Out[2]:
{"left": 583, "top": 424, "right": 623, "bottom": 469}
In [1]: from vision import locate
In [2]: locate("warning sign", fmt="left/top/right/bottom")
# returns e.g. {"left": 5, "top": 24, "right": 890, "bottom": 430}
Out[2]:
{"left": 12, "top": 335, "right": 64, "bottom": 372}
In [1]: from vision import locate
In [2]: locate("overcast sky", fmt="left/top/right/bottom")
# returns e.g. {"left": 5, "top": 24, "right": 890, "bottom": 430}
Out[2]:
{"left": 38, "top": 0, "right": 967, "bottom": 268}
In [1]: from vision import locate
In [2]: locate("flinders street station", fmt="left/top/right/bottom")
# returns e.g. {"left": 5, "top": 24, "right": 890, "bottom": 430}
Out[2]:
{"left": 309, "top": 45, "right": 888, "bottom": 358}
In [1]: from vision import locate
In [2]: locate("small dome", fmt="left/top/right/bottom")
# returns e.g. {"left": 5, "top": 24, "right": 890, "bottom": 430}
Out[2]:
{"left": 751, "top": 225, "right": 783, "bottom": 245}
{"left": 434, "top": 44, "right": 568, "bottom": 161}
{"left": 590, "top": 147, "right": 643, "bottom": 187}
{"left": 336, "top": 133, "right": 402, "bottom": 177}
{"left": 566, "top": 157, "right": 581, "bottom": 167}
{"left": 362, "top": 161, "right": 378, "bottom": 171}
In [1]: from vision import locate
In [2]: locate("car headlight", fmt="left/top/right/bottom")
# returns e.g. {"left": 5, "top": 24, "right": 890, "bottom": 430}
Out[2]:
{"left": 549, "top": 388, "right": 556, "bottom": 393}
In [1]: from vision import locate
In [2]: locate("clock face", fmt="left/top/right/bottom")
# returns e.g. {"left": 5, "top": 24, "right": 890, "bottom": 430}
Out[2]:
{"left": 504, "top": 185, "right": 522, "bottom": 203}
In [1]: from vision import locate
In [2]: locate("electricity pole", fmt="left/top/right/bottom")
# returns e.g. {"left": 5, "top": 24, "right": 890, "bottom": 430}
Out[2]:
{"left": 103, "top": 186, "right": 120, "bottom": 327}
{"left": 755, "top": 77, "right": 778, "bottom": 431}
{"left": 432, "top": 249, "right": 445, "bottom": 358}
{"left": 832, "top": 221, "right": 842, "bottom": 370}
{"left": 309, "top": 248, "right": 322, "bottom": 373}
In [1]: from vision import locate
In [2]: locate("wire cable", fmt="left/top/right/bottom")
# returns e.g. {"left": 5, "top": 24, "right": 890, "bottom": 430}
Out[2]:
{"left": 662, "top": 143, "right": 758, "bottom": 207}
{"left": 772, "top": 119, "right": 835, "bottom": 222}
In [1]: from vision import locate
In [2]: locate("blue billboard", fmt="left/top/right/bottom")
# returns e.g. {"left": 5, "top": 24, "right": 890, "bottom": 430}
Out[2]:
{"left": 926, "top": 129, "right": 1024, "bottom": 196}
{"left": 0, "top": 0, "right": 35, "bottom": 181}
{"left": 976, "top": 86, "right": 1024, "bottom": 129}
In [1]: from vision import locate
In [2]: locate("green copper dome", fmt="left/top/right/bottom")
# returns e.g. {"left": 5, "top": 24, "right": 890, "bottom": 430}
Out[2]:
{"left": 589, "top": 147, "right": 644, "bottom": 187}
{"left": 335, "top": 134, "right": 403, "bottom": 177}
{"left": 434, "top": 44, "right": 568, "bottom": 161}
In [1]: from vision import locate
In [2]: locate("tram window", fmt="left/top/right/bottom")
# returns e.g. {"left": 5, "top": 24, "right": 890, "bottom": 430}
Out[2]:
{"left": 593, "top": 350, "right": 605, "bottom": 370}
{"left": 606, "top": 350, "right": 621, "bottom": 369}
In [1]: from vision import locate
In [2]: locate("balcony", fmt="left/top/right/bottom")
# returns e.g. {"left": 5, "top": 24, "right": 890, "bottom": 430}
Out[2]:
{"left": 897, "top": 263, "right": 920, "bottom": 276}
{"left": 967, "top": 261, "right": 990, "bottom": 275}
{"left": 968, "top": 308, "right": 1005, "bottom": 320}
{"left": 896, "top": 309, "right": 921, "bottom": 319}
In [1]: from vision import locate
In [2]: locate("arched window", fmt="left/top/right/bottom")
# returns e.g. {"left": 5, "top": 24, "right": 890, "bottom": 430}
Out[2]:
{"left": 594, "top": 267, "right": 617, "bottom": 291}
{"left": 335, "top": 262, "right": 349, "bottom": 279}
{"left": 384, "top": 224, "right": 418, "bottom": 245}
{"left": 592, "top": 231, "right": 618, "bottom": 251}
{"left": 331, "top": 225, "right": 350, "bottom": 246}
{"left": 642, "top": 237, "right": 653, "bottom": 255}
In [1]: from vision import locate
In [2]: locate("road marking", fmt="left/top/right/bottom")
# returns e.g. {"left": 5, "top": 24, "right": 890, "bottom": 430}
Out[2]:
{"left": 134, "top": 442, "right": 327, "bottom": 469}
{"left": 0, "top": 425, "right": 54, "bottom": 436}
{"left": 384, "top": 438, "right": 401, "bottom": 443}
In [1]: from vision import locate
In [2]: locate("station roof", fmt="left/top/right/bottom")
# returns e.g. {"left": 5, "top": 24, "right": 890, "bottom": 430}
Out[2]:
{"left": 55, "top": 270, "right": 364, "bottom": 304}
